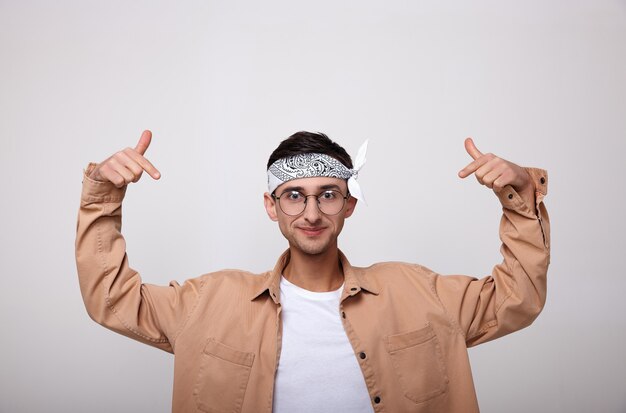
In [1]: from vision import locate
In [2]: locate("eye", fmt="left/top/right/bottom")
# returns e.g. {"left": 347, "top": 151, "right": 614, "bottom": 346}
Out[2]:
{"left": 320, "top": 191, "right": 337, "bottom": 200}
{"left": 285, "top": 191, "right": 303, "bottom": 201}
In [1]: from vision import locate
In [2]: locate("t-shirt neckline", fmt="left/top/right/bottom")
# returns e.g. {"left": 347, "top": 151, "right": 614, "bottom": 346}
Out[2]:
{"left": 280, "top": 275, "right": 343, "bottom": 301}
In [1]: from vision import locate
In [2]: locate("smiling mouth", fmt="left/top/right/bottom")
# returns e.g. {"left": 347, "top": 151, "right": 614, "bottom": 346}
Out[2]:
{"left": 298, "top": 227, "right": 326, "bottom": 236}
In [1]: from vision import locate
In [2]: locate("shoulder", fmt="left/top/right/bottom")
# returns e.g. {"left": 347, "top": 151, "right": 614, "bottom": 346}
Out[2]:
{"left": 170, "top": 268, "right": 273, "bottom": 304}
{"left": 198, "top": 268, "right": 271, "bottom": 286}
{"left": 346, "top": 261, "right": 447, "bottom": 304}
{"left": 360, "top": 261, "right": 437, "bottom": 278}
{"left": 166, "top": 268, "right": 270, "bottom": 294}
{"left": 354, "top": 261, "right": 440, "bottom": 291}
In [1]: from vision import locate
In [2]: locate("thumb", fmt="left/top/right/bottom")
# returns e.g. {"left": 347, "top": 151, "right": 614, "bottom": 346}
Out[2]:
{"left": 464, "top": 137, "right": 483, "bottom": 160}
{"left": 134, "top": 130, "right": 152, "bottom": 155}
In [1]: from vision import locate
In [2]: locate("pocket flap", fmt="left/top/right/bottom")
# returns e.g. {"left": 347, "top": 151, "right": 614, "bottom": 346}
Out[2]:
{"left": 203, "top": 338, "right": 255, "bottom": 367}
{"left": 386, "top": 324, "right": 435, "bottom": 353}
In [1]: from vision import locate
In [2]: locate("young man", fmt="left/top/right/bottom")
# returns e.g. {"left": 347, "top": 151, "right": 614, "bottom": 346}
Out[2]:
{"left": 76, "top": 130, "right": 549, "bottom": 412}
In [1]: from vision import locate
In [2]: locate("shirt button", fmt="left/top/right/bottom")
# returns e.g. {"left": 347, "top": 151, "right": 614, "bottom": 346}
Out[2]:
{"left": 359, "top": 352, "right": 366, "bottom": 359}
{"left": 540, "top": 177, "right": 545, "bottom": 184}
{"left": 374, "top": 396, "right": 381, "bottom": 404}
{"left": 508, "top": 194, "right": 513, "bottom": 199}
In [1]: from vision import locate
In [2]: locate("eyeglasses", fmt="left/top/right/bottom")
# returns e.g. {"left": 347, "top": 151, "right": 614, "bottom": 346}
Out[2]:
{"left": 272, "top": 190, "right": 350, "bottom": 216}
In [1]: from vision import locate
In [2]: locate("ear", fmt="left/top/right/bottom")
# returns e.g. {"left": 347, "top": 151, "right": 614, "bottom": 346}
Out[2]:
{"left": 344, "top": 196, "right": 358, "bottom": 218}
{"left": 264, "top": 192, "right": 278, "bottom": 222}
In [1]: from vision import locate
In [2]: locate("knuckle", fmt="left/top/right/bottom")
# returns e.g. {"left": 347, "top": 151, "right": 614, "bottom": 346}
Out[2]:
{"left": 124, "top": 147, "right": 137, "bottom": 157}
{"left": 100, "top": 165, "right": 114, "bottom": 178}
{"left": 129, "top": 164, "right": 142, "bottom": 175}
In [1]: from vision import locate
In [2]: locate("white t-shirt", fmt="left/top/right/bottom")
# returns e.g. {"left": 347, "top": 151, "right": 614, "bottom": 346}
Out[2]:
{"left": 272, "top": 276, "right": 374, "bottom": 413}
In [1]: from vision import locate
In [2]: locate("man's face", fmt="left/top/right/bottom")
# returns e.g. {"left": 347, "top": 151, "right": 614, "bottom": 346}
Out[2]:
{"left": 264, "top": 176, "right": 357, "bottom": 256}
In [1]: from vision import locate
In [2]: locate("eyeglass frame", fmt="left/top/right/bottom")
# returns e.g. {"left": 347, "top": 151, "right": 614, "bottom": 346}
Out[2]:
{"left": 271, "top": 189, "right": 351, "bottom": 216}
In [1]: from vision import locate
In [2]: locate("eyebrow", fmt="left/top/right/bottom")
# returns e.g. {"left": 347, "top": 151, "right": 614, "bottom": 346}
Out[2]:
{"left": 280, "top": 184, "right": 343, "bottom": 193}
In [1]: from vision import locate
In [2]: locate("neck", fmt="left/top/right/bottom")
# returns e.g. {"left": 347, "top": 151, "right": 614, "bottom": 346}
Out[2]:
{"left": 283, "top": 246, "right": 344, "bottom": 292}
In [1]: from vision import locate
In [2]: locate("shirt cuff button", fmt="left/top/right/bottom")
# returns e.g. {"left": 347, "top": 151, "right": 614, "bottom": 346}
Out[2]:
{"left": 508, "top": 193, "right": 513, "bottom": 200}
{"left": 540, "top": 177, "right": 545, "bottom": 184}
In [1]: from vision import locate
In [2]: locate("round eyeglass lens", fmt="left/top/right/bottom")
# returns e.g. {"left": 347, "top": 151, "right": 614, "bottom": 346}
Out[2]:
{"left": 317, "top": 190, "right": 345, "bottom": 215}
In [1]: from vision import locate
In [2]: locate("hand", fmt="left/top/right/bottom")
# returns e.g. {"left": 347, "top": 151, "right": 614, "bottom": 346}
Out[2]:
{"left": 89, "top": 130, "right": 161, "bottom": 188}
{"left": 457, "top": 137, "right": 532, "bottom": 196}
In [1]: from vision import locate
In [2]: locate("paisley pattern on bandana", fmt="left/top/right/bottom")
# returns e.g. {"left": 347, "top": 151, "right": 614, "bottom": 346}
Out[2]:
{"left": 268, "top": 153, "right": 353, "bottom": 183}
{"left": 267, "top": 139, "right": 368, "bottom": 203}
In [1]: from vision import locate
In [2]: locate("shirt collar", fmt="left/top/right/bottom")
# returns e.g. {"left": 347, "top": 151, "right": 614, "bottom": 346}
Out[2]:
{"left": 250, "top": 249, "right": 379, "bottom": 304}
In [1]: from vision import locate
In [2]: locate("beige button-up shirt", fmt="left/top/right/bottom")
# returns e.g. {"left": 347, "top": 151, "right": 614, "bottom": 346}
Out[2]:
{"left": 76, "top": 165, "right": 550, "bottom": 413}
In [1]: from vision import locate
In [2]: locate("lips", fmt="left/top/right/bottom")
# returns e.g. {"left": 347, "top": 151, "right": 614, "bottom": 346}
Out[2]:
{"left": 298, "top": 227, "right": 326, "bottom": 236}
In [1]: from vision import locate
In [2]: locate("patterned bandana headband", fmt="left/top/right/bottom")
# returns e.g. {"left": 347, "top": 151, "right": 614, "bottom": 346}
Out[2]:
{"left": 267, "top": 140, "right": 369, "bottom": 203}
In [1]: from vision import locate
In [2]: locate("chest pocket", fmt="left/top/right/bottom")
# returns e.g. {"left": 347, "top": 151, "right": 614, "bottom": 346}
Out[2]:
{"left": 193, "top": 338, "right": 255, "bottom": 413}
{"left": 386, "top": 323, "right": 449, "bottom": 404}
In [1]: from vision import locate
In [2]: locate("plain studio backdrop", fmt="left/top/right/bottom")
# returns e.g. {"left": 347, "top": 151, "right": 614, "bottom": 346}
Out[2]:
{"left": 1, "top": 1, "right": 625, "bottom": 412}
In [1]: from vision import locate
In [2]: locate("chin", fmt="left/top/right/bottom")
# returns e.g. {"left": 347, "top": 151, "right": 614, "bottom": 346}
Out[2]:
{"left": 292, "top": 239, "right": 332, "bottom": 256}
{"left": 295, "top": 244, "right": 327, "bottom": 256}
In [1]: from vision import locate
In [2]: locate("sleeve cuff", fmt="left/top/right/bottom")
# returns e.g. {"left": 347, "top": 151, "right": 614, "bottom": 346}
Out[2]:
{"left": 81, "top": 162, "right": 127, "bottom": 203}
{"left": 495, "top": 167, "right": 548, "bottom": 217}
{"left": 526, "top": 167, "right": 548, "bottom": 200}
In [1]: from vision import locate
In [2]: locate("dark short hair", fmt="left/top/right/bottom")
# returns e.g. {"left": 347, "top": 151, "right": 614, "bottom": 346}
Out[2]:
{"left": 266, "top": 131, "right": 353, "bottom": 170}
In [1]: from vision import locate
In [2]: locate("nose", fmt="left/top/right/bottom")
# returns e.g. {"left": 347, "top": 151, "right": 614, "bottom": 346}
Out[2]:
{"left": 302, "top": 196, "right": 322, "bottom": 223}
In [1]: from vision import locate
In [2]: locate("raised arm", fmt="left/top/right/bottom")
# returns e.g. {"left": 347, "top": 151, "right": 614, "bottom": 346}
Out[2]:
{"left": 436, "top": 138, "right": 550, "bottom": 347}
{"left": 75, "top": 130, "right": 202, "bottom": 353}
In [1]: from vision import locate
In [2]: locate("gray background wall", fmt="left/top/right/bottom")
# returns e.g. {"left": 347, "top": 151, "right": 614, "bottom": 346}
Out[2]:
{"left": 1, "top": 1, "right": 625, "bottom": 412}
